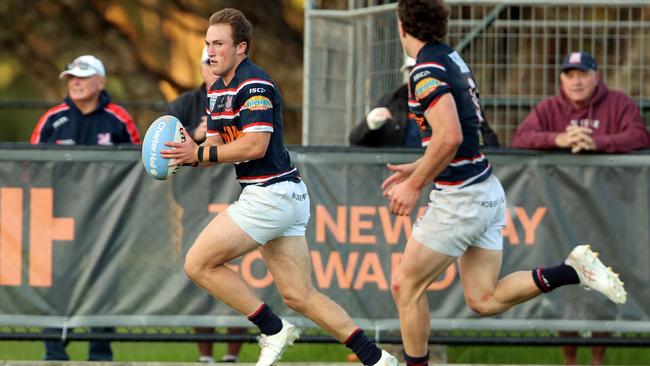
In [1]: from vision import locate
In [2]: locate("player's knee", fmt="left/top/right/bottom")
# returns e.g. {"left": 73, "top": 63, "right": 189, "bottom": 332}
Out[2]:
{"left": 465, "top": 295, "right": 499, "bottom": 317}
{"left": 183, "top": 258, "right": 202, "bottom": 283}
{"left": 184, "top": 250, "right": 209, "bottom": 283}
{"left": 390, "top": 276, "right": 418, "bottom": 308}
{"left": 390, "top": 279, "right": 402, "bottom": 303}
{"left": 279, "top": 286, "right": 314, "bottom": 313}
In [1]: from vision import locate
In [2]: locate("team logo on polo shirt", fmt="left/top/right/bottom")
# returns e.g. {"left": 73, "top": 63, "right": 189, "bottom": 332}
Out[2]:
{"left": 415, "top": 77, "right": 446, "bottom": 100}
{"left": 244, "top": 95, "right": 272, "bottom": 111}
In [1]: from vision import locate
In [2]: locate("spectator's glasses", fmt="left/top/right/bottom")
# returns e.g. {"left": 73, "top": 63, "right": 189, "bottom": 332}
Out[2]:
{"left": 66, "top": 61, "right": 100, "bottom": 74}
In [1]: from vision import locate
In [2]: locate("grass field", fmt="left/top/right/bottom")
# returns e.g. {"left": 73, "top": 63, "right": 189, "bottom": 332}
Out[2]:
{"left": 1, "top": 341, "right": 649, "bottom": 364}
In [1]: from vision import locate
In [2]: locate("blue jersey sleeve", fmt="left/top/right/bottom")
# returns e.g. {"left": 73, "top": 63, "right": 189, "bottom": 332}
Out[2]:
{"left": 236, "top": 79, "right": 276, "bottom": 133}
{"left": 409, "top": 62, "right": 451, "bottom": 112}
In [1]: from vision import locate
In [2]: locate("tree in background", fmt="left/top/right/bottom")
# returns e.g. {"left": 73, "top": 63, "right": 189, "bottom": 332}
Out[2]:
{"left": 0, "top": 0, "right": 304, "bottom": 143}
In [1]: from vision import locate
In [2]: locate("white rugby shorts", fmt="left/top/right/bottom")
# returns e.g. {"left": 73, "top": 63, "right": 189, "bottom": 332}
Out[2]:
{"left": 412, "top": 174, "right": 506, "bottom": 256}
{"left": 227, "top": 179, "right": 310, "bottom": 244}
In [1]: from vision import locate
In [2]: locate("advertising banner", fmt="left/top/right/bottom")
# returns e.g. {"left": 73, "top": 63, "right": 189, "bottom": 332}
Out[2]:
{"left": 0, "top": 146, "right": 648, "bottom": 331}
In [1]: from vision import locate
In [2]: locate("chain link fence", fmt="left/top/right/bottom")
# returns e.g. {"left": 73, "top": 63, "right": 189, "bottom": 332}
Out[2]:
{"left": 302, "top": 0, "right": 650, "bottom": 146}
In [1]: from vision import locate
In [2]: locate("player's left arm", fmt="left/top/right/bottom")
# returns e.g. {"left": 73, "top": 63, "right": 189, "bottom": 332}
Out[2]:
{"left": 212, "top": 79, "right": 275, "bottom": 162}
{"left": 202, "top": 131, "right": 270, "bottom": 163}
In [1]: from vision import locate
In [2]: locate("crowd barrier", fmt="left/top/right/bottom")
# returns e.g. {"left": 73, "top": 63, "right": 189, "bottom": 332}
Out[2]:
{"left": 0, "top": 144, "right": 649, "bottom": 335}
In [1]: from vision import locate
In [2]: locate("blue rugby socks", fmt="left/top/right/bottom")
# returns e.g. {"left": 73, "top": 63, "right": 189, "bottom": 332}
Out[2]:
{"left": 344, "top": 328, "right": 382, "bottom": 366}
{"left": 248, "top": 303, "right": 283, "bottom": 335}
{"left": 532, "top": 263, "right": 580, "bottom": 292}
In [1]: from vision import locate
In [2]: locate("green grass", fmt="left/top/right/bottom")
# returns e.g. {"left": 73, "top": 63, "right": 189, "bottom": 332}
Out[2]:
{"left": 448, "top": 345, "right": 650, "bottom": 365}
{"left": 1, "top": 341, "right": 650, "bottom": 364}
{"left": 0, "top": 341, "right": 351, "bottom": 362}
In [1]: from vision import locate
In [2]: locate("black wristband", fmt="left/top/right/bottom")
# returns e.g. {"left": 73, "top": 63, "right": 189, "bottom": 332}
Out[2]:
{"left": 197, "top": 146, "right": 204, "bottom": 162}
{"left": 208, "top": 146, "right": 218, "bottom": 163}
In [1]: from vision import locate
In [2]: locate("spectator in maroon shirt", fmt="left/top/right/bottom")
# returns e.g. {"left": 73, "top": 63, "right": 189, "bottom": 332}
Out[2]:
{"left": 512, "top": 51, "right": 649, "bottom": 153}
{"left": 514, "top": 51, "right": 646, "bottom": 365}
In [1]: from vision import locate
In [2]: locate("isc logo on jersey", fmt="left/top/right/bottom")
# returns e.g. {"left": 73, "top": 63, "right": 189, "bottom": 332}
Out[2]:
{"left": 244, "top": 95, "right": 272, "bottom": 111}
{"left": 413, "top": 70, "right": 430, "bottom": 81}
{"left": 415, "top": 77, "right": 446, "bottom": 99}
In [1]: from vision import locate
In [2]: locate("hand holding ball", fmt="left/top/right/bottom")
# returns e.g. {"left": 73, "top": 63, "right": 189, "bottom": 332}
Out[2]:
{"left": 141, "top": 115, "right": 185, "bottom": 180}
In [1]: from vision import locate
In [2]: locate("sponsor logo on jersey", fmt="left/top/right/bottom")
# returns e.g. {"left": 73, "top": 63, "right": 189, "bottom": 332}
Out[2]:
{"left": 415, "top": 77, "right": 446, "bottom": 100}
{"left": 209, "top": 96, "right": 217, "bottom": 111}
{"left": 413, "top": 70, "right": 431, "bottom": 81}
{"left": 244, "top": 95, "right": 272, "bottom": 111}
{"left": 249, "top": 87, "right": 266, "bottom": 94}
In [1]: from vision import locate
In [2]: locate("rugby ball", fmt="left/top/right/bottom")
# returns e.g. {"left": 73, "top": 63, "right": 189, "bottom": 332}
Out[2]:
{"left": 141, "top": 115, "right": 184, "bottom": 180}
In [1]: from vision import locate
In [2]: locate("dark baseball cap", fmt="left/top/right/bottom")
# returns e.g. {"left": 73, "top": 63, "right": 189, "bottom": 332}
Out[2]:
{"left": 560, "top": 51, "right": 598, "bottom": 72}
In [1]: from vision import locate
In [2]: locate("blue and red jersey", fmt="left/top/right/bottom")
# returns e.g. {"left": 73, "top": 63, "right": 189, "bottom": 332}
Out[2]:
{"left": 206, "top": 58, "right": 299, "bottom": 187}
{"left": 31, "top": 90, "right": 140, "bottom": 145}
{"left": 408, "top": 42, "right": 492, "bottom": 190}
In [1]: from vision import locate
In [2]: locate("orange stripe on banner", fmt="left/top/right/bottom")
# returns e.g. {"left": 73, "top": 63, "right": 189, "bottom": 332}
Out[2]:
{"left": 0, "top": 188, "right": 23, "bottom": 286}
{"left": 29, "top": 189, "right": 74, "bottom": 287}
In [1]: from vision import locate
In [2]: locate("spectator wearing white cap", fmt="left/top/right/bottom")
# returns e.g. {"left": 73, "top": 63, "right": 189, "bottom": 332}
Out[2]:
{"left": 33, "top": 54, "right": 139, "bottom": 361}
{"left": 31, "top": 54, "right": 140, "bottom": 145}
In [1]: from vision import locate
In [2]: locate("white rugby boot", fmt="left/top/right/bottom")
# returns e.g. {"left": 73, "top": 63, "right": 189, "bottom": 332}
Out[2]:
{"left": 565, "top": 244, "right": 627, "bottom": 304}
{"left": 372, "top": 350, "right": 398, "bottom": 366}
{"left": 255, "top": 319, "right": 300, "bottom": 366}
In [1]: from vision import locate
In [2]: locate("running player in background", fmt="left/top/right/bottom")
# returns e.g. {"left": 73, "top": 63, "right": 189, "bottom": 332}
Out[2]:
{"left": 161, "top": 8, "right": 397, "bottom": 366}
{"left": 382, "top": 1, "right": 627, "bottom": 366}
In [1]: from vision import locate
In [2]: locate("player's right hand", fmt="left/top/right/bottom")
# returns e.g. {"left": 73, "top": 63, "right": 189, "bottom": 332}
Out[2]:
{"left": 161, "top": 128, "right": 198, "bottom": 166}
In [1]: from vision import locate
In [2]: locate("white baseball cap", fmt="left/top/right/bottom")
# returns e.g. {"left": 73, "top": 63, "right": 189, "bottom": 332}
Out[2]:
{"left": 201, "top": 46, "right": 210, "bottom": 64}
{"left": 59, "top": 55, "right": 106, "bottom": 79}
{"left": 400, "top": 57, "right": 416, "bottom": 72}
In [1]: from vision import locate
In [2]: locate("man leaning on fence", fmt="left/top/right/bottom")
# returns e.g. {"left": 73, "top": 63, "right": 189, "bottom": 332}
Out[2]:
{"left": 511, "top": 51, "right": 649, "bottom": 153}
{"left": 513, "top": 51, "right": 648, "bottom": 365}
{"left": 31, "top": 54, "right": 140, "bottom": 361}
